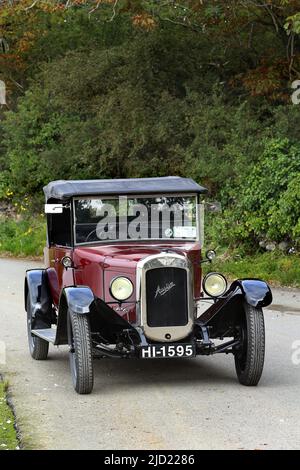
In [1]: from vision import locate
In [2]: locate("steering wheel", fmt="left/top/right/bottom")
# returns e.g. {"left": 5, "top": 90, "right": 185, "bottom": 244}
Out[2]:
{"left": 85, "top": 228, "right": 112, "bottom": 243}
{"left": 85, "top": 229, "right": 97, "bottom": 242}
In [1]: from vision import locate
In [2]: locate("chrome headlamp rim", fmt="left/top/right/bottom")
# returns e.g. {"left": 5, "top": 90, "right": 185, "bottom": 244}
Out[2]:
{"left": 110, "top": 276, "right": 134, "bottom": 301}
{"left": 202, "top": 272, "right": 228, "bottom": 298}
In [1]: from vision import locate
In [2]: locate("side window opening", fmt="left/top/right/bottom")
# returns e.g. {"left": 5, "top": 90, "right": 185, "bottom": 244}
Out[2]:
{"left": 47, "top": 203, "right": 72, "bottom": 247}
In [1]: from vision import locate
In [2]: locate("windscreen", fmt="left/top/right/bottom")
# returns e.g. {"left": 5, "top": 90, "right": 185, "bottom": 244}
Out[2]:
{"left": 74, "top": 195, "right": 198, "bottom": 244}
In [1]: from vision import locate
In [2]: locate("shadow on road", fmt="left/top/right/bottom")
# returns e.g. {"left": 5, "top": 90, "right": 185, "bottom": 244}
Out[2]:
{"left": 43, "top": 348, "right": 237, "bottom": 394}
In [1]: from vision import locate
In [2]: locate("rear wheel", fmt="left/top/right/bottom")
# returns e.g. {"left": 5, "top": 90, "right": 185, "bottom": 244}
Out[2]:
{"left": 26, "top": 295, "right": 49, "bottom": 360}
{"left": 67, "top": 309, "right": 94, "bottom": 394}
{"left": 234, "top": 303, "right": 265, "bottom": 386}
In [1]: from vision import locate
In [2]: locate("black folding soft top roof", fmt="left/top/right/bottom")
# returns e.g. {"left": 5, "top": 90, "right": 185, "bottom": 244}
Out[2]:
{"left": 44, "top": 177, "right": 207, "bottom": 201}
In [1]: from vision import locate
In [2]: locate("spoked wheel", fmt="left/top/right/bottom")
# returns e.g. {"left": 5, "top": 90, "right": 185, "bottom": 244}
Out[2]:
{"left": 26, "top": 295, "right": 49, "bottom": 360}
{"left": 67, "top": 309, "right": 94, "bottom": 394}
{"left": 234, "top": 302, "right": 265, "bottom": 386}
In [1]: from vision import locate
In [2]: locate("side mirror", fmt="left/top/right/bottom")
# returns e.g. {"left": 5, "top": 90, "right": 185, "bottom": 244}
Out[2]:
{"left": 45, "top": 204, "right": 64, "bottom": 214}
{"left": 200, "top": 249, "right": 217, "bottom": 265}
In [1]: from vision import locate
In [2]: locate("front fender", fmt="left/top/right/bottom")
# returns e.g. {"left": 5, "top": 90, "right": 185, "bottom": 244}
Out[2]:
{"left": 62, "top": 286, "right": 95, "bottom": 314}
{"left": 230, "top": 279, "right": 272, "bottom": 308}
{"left": 197, "top": 278, "right": 272, "bottom": 338}
{"left": 55, "top": 286, "right": 94, "bottom": 345}
{"left": 24, "top": 269, "right": 52, "bottom": 329}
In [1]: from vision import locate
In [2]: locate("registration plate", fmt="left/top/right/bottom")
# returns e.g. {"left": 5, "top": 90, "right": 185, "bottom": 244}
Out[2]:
{"left": 140, "top": 343, "right": 196, "bottom": 359}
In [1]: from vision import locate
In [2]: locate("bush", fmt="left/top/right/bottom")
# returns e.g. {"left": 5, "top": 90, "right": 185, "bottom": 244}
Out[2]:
{"left": 0, "top": 216, "right": 46, "bottom": 257}
{"left": 209, "top": 138, "right": 300, "bottom": 248}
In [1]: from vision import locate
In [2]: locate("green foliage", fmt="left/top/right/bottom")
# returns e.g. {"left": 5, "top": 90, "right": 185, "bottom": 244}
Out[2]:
{"left": 184, "top": 94, "right": 267, "bottom": 193}
{"left": 274, "top": 173, "right": 300, "bottom": 240}
{"left": 210, "top": 138, "right": 300, "bottom": 248}
{"left": 285, "top": 13, "right": 300, "bottom": 35}
{"left": 0, "top": 216, "right": 45, "bottom": 257}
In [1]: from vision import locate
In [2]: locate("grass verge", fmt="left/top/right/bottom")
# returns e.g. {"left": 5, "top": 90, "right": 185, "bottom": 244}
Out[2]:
{"left": 0, "top": 380, "right": 19, "bottom": 450}
{"left": 208, "top": 252, "right": 300, "bottom": 288}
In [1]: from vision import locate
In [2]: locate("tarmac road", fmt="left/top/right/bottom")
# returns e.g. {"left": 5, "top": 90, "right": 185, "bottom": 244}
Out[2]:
{"left": 1, "top": 257, "right": 300, "bottom": 450}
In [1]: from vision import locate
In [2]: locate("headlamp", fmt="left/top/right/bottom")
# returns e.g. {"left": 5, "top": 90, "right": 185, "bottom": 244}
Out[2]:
{"left": 203, "top": 272, "right": 227, "bottom": 297}
{"left": 110, "top": 277, "right": 133, "bottom": 301}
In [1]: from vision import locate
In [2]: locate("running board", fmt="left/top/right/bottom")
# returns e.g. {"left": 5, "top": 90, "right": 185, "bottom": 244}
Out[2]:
{"left": 32, "top": 328, "right": 56, "bottom": 344}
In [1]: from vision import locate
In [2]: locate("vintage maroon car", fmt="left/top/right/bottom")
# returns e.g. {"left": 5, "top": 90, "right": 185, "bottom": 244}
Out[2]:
{"left": 25, "top": 177, "right": 272, "bottom": 394}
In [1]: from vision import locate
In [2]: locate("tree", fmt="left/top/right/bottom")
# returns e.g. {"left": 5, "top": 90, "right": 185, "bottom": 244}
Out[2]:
{"left": 0, "top": 1, "right": 300, "bottom": 103}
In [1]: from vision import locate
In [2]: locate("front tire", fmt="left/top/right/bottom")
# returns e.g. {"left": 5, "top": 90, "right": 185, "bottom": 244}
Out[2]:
{"left": 67, "top": 309, "right": 94, "bottom": 394}
{"left": 234, "top": 303, "right": 265, "bottom": 386}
